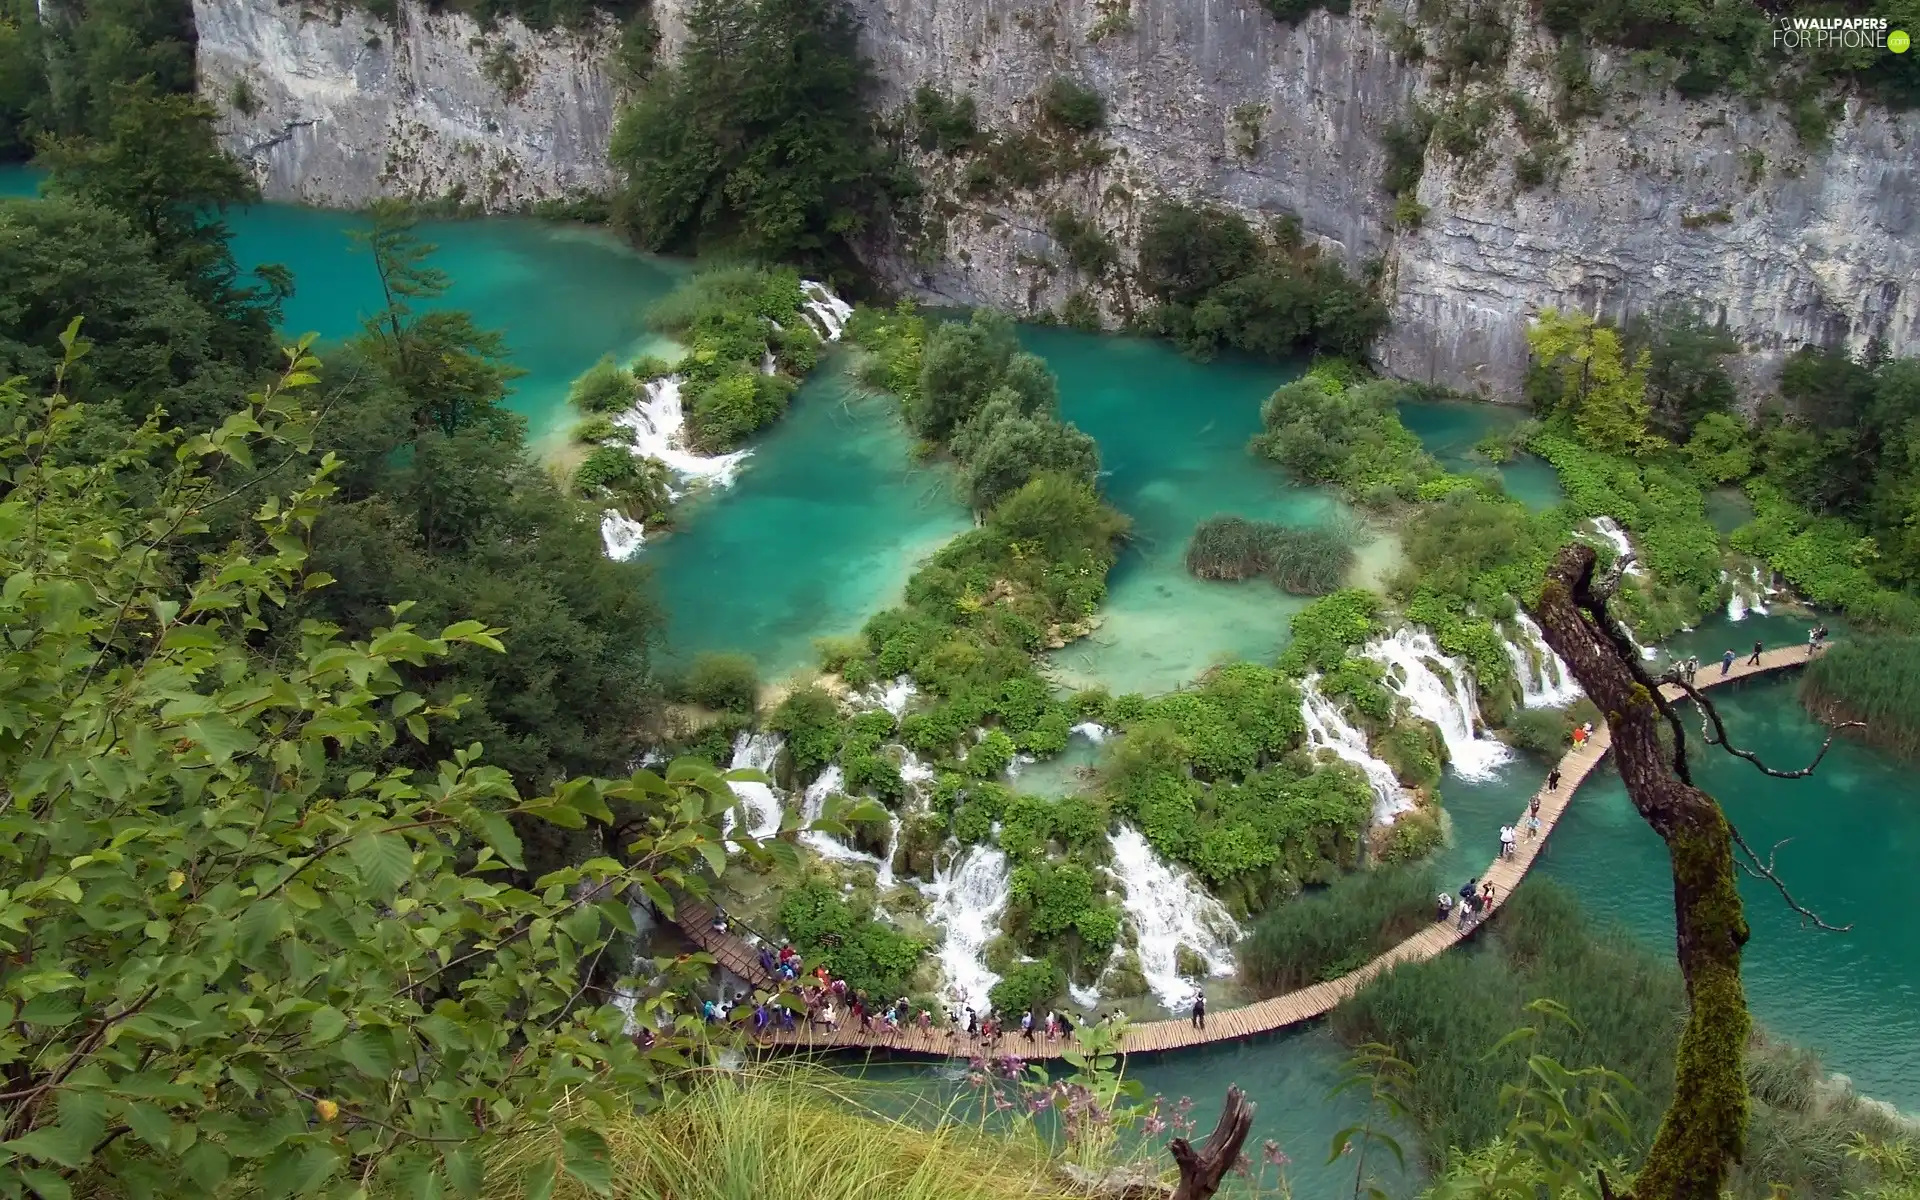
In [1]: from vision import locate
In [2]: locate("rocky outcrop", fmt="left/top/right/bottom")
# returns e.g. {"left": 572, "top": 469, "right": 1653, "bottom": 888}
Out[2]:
{"left": 193, "top": 0, "right": 622, "bottom": 209}
{"left": 208, "top": 0, "right": 1920, "bottom": 395}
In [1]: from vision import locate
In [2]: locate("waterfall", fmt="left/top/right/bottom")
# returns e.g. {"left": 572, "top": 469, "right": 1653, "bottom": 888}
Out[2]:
{"left": 612, "top": 377, "right": 752, "bottom": 488}
{"left": 1109, "top": 825, "right": 1240, "bottom": 1011}
{"left": 799, "top": 280, "right": 854, "bottom": 341}
{"left": 722, "top": 730, "right": 785, "bottom": 841}
{"left": 861, "top": 675, "right": 918, "bottom": 719}
{"left": 798, "top": 764, "right": 888, "bottom": 870}
{"left": 1724, "top": 565, "right": 1773, "bottom": 622}
{"left": 1300, "top": 677, "right": 1414, "bottom": 824}
{"left": 1365, "top": 628, "right": 1513, "bottom": 782}
{"left": 611, "top": 898, "right": 658, "bottom": 1035}
{"left": 599, "top": 510, "right": 645, "bottom": 561}
{"left": 921, "top": 844, "right": 1011, "bottom": 1011}
{"left": 1501, "top": 612, "right": 1582, "bottom": 708}
{"left": 1069, "top": 721, "right": 1110, "bottom": 743}
{"left": 1580, "top": 516, "right": 1646, "bottom": 576}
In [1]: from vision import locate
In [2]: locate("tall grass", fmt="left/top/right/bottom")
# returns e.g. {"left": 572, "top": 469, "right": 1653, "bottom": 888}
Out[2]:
{"left": 1802, "top": 635, "right": 1920, "bottom": 761}
{"left": 1184, "top": 515, "right": 1354, "bottom": 595}
{"left": 485, "top": 1066, "right": 1075, "bottom": 1200}
{"left": 1333, "top": 881, "right": 1912, "bottom": 1197}
{"left": 1238, "top": 863, "right": 1437, "bottom": 995}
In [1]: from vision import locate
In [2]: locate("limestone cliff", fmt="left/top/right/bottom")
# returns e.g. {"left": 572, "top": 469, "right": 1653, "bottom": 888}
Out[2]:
{"left": 205, "top": 0, "right": 1920, "bottom": 395}
{"left": 193, "top": 0, "right": 621, "bottom": 209}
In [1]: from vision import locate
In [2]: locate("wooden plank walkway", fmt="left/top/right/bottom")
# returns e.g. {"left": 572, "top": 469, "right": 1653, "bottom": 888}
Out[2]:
{"left": 676, "top": 643, "right": 1820, "bottom": 1060}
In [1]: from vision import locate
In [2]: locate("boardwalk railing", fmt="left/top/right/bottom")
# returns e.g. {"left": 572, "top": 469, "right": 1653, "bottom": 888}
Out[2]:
{"left": 670, "top": 643, "right": 1819, "bottom": 1060}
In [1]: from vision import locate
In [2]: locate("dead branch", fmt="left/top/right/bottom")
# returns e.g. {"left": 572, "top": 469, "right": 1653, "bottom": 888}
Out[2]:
{"left": 1727, "top": 829, "right": 1854, "bottom": 932}
{"left": 1664, "top": 675, "right": 1864, "bottom": 779}
{"left": 1169, "top": 1086, "right": 1255, "bottom": 1200}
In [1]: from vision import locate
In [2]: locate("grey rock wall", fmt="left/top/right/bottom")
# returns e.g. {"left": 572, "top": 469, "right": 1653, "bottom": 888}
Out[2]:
{"left": 193, "top": 0, "right": 622, "bottom": 209}
{"left": 210, "top": 0, "right": 1920, "bottom": 395}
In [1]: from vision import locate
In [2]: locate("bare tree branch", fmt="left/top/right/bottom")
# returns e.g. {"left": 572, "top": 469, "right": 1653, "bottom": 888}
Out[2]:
{"left": 1726, "top": 829, "right": 1854, "bottom": 932}
{"left": 1662, "top": 674, "right": 1864, "bottom": 779}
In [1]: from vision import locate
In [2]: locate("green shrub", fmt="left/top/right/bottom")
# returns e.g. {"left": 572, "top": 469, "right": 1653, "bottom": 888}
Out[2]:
{"left": 682, "top": 651, "right": 759, "bottom": 713}
{"left": 568, "top": 355, "right": 636, "bottom": 413}
{"left": 778, "top": 881, "right": 924, "bottom": 999}
{"left": 1278, "top": 589, "right": 1380, "bottom": 674}
{"left": 1380, "top": 108, "right": 1435, "bottom": 197}
{"left": 1254, "top": 369, "right": 1437, "bottom": 502}
{"left": 572, "top": 415, "right": 622, "bottom": 443}
{"left": 1239, "top": 863, "right": 1438, "bottom": 994}
{"left": 630, "top": 353, "right": 676, "bottom": 383}
{"left": 767, "top": 687, "right": 844, "bottom": 778}
{"left": 988, "top": 959, "right": 1065, "bottom": 1016}
{"left": 910, "top": 84, "right": 979, "bottom": 153}
{"left": 1040, "top": 77, "right": 1105, "bottom": 131}
{"left": 1047, "top": 209, "right": 1116, "bottom": 275}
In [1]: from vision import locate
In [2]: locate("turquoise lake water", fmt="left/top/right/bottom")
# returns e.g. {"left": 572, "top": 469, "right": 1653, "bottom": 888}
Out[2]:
{"left": 8, "top": 166, "right": 1913, "bottom": 1188}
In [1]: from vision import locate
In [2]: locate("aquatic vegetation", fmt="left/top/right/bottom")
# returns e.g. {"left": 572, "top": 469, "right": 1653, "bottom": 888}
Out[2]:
{"left": 1184, "top": 515, "right": 1354, "bottom": 595}
{"left": 1238, "top": 864, "right": 1438, "bottom": 994}
{"left": 1733, "top": 481, "right": 1920, "bottom": 631}
{"left": 768, "top": 686, "right": 847, "bottom": 778}
{"left": 1802, "top": 635, "right": 1920, "bottom": 761}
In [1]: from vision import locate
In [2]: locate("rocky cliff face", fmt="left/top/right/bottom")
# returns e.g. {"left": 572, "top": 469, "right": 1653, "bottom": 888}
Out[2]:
{"left": 208, "top": 0, "right": 1920, "bottom": 395}
{"left": 193, "top": 0, "right": 621, "bottom": 209}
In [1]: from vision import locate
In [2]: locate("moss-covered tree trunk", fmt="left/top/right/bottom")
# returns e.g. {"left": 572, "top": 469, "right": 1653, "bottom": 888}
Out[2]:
{"left": 1529, "top": 544, "right": 1750, "bottom": 1200}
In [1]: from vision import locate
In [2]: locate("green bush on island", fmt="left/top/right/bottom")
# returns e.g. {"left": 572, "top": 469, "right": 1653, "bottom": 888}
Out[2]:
{"left": 778, "top": 880, "right": 926, "bottom": 999}
{"left": 1253, "top": 367, "right": 1441, "bottom": 503}
{"left": 568, "top": 353, "right": 638, "bottom": 412}
{"left": 1504, "top": 697, "right": 1605, "bottom": 756}
{"left": 1184, "top": 514, "right": 1354, "bottom": 595}
{"left": 767, "top": 686, "right": 846, "bottom": 778}
{"left": 1239, "top": 863, "right": 1438, "bottom": 994}
{"left": 1802, "top": 636, "right": 1920, "bottom": 761}
{"left": 1278, "top": 588, "right": 1381, "bottom": 674}
{"left": 1005, "top": 858, "right": 1122, "bottom": 981}
{"left": 988, "top": 959, "right": 1067, "bottom": 1017}
{"left": 681, "top": 651, "right": 761, "bottom": 713}
{"left": 642, "top": 266, "right": 824, "bottom": 451}
{"left": 1134, "top": 201, "right": 1387, "bottom": 362}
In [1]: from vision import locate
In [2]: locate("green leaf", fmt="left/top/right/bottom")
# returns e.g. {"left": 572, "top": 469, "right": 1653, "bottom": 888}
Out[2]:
{"left": 340, "top": 1030, "right": 396, "bottom": 1079}
{"left": 346, "top": 832, "right": 412, "bottom": 895}
{"left": 20, "top": 1168, "right": 72, "bottom": 1200}
{"left": 561, "top": 1126, "right": 613, "bottom": 1196}
{"left": 464, "top": 809, "right": 524, "bottom": 870}
{"left": 445, "top": 1146, "right": 484, "bottom": 1199}
{"left": 181, "top": 716, "right": 258, "bottom": 764}
{"left": 522, "top": 1156, "right": 558, "bottom": 1200}
{"left": 115, "top": 1100, "right": 173, "bottom": 1151}
{"left": 259, "top": 1142, "right": 342, "bottom": 1198}
{"left": 307, "top": 1005, "right": 348, "bottom": 1045}
{"left": 181, "top": 1141, "right": 231, "bottom": 1191}
{"left": 3, "top": 1123, "right": 92, "bottom": 1169}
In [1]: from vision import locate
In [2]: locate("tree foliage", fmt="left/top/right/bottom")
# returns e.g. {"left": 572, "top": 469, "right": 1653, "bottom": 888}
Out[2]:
{"left": 608, "top": 0, "right": 905, "bottom": 271}
{"left": 1527, "top": 309, "right": 1661, "bottom": 457}
{"left": 0, "top": 330, "right": 749, "bottom": 1198}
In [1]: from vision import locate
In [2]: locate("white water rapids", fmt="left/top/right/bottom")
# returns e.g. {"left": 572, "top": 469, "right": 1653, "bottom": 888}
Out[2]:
{"left": 1109, "top": 825, "right": 1239, "bottom": 1010}
{"left": 595, "top": 280, "right": 849, "bottom": 560}
{"left": 1300, "top": 676, "right": 1414, "bottom": 824}
{"left": 722, "top": 730, "right": 785, "bottom": 841}
{"left": 1724, "top": 565, "right": 1776, "bottom": 621}
{"left": 1500, "top": 611, "right": 1583, "bottom": 708}
{"left": 599, "top": 510, "right": 645, "bottom": 561}
{"left": 1365, "top": 628, "right": 1513, "bottom": 781}
{"left": 921, "top": 844, "right": 1011, "bottom": 1012}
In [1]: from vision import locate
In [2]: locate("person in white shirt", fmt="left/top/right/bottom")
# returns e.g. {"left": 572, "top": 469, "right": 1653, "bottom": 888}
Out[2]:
{"left": 1499, "top": 824, "right": 1516, "bottom": 859}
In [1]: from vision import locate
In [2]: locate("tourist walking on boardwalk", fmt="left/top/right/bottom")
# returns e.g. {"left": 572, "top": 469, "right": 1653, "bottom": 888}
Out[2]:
{"left": 1749, "top": 639, "right": 1764, "bottom": 666}
{"left": 1687, "top": 655, "right": 1701, "bottom": 683}
{"left": 1808, "top": 627, "right": 1820, "bottom": 657}
{"left": 1499, "top": 824, "right": 1516, "bottom": 860}
{"left": 1481, "top": 880, "right": 1497, "bottom": 909}
{"left": 1571, "top": 724, "right": 1587, "bottom": 748}
{"left": 1547, "top": 767, "right": 1561, "bottom": 793}
{"left": 1457, "top": 879, "right": 1478, "bottom": 927}
{"left": 1436, "top": 889, "right": 1454, "bottom": 922}
{"left": 1191, "top": 988, "right": 1206, "bottom": 1030}
{"left": 1721, "top": 648, "right": 1736, "bottom": 676}
{"left": 1022, "top": 1010, "right": 1035, "bottom": 1042}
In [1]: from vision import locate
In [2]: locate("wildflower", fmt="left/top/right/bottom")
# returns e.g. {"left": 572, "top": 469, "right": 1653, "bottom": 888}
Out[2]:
{"left": 1263, "top": 1139, "right": 1291, "bottom": 1168}
{"left": 1144, "top": 1113, "right": 1167, "bottom": 1135}
{"left": 967, "top": 1072, "right": 986, "bottom": 1088}
{"left": 1233, "top": 1152, "right": 1252, "bottom": 1178}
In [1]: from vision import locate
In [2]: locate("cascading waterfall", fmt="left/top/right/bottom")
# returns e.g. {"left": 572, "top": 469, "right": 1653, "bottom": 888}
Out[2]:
{"left": 1109, "top": 825, "right": 1240, "bottom": 1011}
{"left": 1500, "top": 611, "right": 1582, "bottom": 708}
{"left": 613, "top": 377, "right": 752, "bottom": 488}
{"left": 1724, "top": 565, "right": 1774, "bottom": 621}
{"left": 596, "top": 282, "right": 852, "bottom": 560}
{"left": 599, "top": 510, "right": 645, "bottom": 561}
{"left": 799, "top": 280, "right": 854, "bottom": 341}
{"left": 862, "top": 675, "right": 918, "bottom": 719}
{"left": 921, "top": 844, "right": 1011, "bottom": 1011}
{"left": 722, "top": 730, "right": 785, "bottom": 841}
{"left": 611, "top": 898, "right": 658, "bottom": 1034}
{"left": 1581, "top": 516, "right": 1646, "bottom": 576}
{"left": 1069, "top": 721, "right": 1110, "bottom": 743}
{"left": 1300, "top": 677, "right": 1414, "bottom": 824}
{"left": 1365, "top": 628, "right": 1513, "bottom": 781}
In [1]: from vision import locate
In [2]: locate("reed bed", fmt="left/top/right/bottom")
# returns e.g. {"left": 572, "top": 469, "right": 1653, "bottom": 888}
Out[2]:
{"left": 1801, "top": 635, "right": 1920, "bottom": 762}
{"left": 1237, "top": 864, "right": 1437, "bottom": 995}
{"left": 1184, "top": 516, "right": 1354, "bottom": 595}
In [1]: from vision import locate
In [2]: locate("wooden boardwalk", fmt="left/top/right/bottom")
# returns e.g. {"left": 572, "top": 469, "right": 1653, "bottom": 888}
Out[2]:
{"left": 676, "top": 643, "right": 1819, "bottom": 1060}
